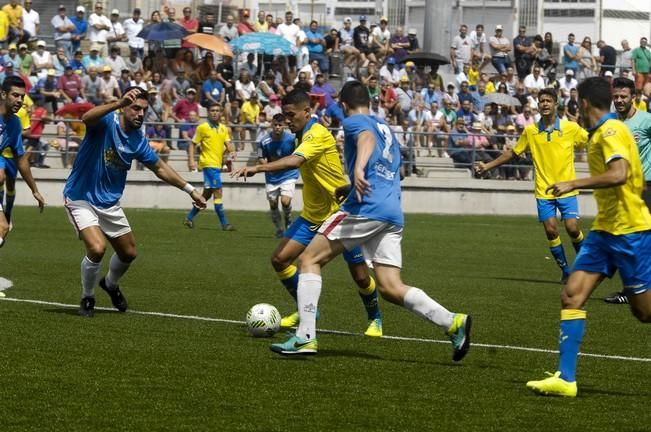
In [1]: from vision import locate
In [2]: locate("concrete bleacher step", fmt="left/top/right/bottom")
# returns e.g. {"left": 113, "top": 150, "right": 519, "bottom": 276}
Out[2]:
{"left": 424, "top": 168, "right": 472, "bottom": 179}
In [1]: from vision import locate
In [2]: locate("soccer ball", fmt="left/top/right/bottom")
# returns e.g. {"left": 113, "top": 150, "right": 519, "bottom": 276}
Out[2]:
{"left": 246, "top": 303, "right": 281, "bottom": 337}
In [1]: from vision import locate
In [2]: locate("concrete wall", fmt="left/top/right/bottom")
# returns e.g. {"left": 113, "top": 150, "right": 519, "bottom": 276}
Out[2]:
{"left": 13, "top": 169, "right": 599, "bottom": 217}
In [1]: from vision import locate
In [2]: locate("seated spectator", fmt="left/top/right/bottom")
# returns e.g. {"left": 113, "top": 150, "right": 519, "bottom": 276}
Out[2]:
{"left": 24, "top": 100, "right": 51, "bottom": 167}
{"left": 239, "top": 52, "right": 258, "bottom": 79}
{"left": 380, "top": 79, "right": 398, "bottom": 123}
{"left": 105, "top": 46, "right": 127, "bottom": 78}
{"left": 447, "top": 118, "right": 473, "bottom": 167}
{"left": 235, "top": 69, "right": 255, "bottom": 102}
{"left": 172, "top": 87, "right": 199, "bottom": 123}
{"left": 360, "top": 60, "right": 380, "bottom": 86}
{"left": 117, "top": 68, "right": 132, "bottom": 94}
{"left": 179, "top": 110, "right": 199, "bottom": 169}
{"left": 395, "top": 76, "right": 415, "bottom": 123}
{"left": 30, "top": 68, "right": 61, "bottom": 112}
{"left": 407, "top": 101, "right": 433, "bottom": 155}
{"left": 257, "top": 72, "right": 284, "bottom": 105}
{"left": 456, "top": 99, "right": 477, "bottom": 126}
{"left": 3, "top": 43, "right": 19, "bottom": 67}
{"left": 82, "top": 44, "right": 104, "bottom": 71}
{"left": 263, "top": 96, "right": 282, "bottom": 121}
{"left": 69, "top": 50, "right": 85, "bottom": 74}
{"left": 32, "top": 40, "right": 53, "bottom": 81}
{"left": 634, "top": 89, "right": 648, "bottom": 112}
{"left": 366, "top": 75, "right": 380, "bottom": 100}
{"left": 172, "top": 68, "right": 192, "bottom": 98}
{"left": 443, "top": 83, "right": 459, "bottom": 108}
{"left": 125, "top": 49, "right": 143, "bottom": 76}
{"left": 379, "top": 56, "right": 401, "bottom": 86}
{"left": 515, "top": 105, "right": 535, "bottom": 130}
{"left": 51, "top": 46, "right": 69, "bottom": 77}
{"left": 523, "top": 65, "right": 545, "bottom": 93}
{"left": 99, "top": 65, "right": 120, "bottom": 102}
{"left": 49, "top": 118, "right": 81, "bottom": 168}
{"left": 146, "top": 123, "right": 170, "bottom": 162}
{"left": 81, "top": 66, "right": 102, "bottom": 105}
{"left": 310, "top": 74, "right": 336, "bottom": 107}
{"left": 389, "top": 26, "right": 410, "bottom": 64}
{"left": 407, "top": 28, "right": 420, "bottom": 54}
{"left": 369, "top": 95, "right": 386, "bottom": 121}
{"left": 201, "top": 69, "right": 225, "bottom": 107}
{"left": 239, "top": 93, "right": 261, "bottom": 148}
{"left": 130, "top": 70, "right": 148, "bottom": 91}
{"left": 215, "top": 55, "right": 235, "bottom": 100}
{"left": 324, "top": 27, "right": 341, "bottom": 74}
{"left": 457, "top": 80, "right": 474, "bottom": 105}
{"left": 371, "top": 17, "right": 391, "bottom": 63}
{"left": 420, "top": 81, "right": 441, "bottom": 110}
{"left": 57, "top": 65, "right": 83, "bottom": 103}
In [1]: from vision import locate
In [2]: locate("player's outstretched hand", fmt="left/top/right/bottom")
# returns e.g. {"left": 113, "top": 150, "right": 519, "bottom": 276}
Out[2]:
{"left": 118, "top": 88, "right": 141, "bottom": 108}
{"left": 230, "top": 166, "right": 258, "bottom": 180}
{"left": 475, "top": 161, "right": 486, "bottom": 175}
{"left": 33, "top": 191, "right": 45, "bottom": 213}
{"left": 546, "top": 181, "right": 575, "bottom": 197}
{"left": 190, "top": 190, "right": 207, "bottom": 209}
{"left": 353, "top": 169, "right": 371, "bottom": 202}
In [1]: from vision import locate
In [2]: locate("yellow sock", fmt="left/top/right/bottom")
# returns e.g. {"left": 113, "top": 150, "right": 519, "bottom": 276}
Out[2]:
{"left": 276, "top": 264, "right": 297, "bottom": 281}
{"left": 572, "top": 231, "right": 584, "bottom": 244}
{"left": 358, "top": 276, "right": 376, "bottom": 295}
{"left": 549, "top": 236, "right": 562, "bottom": 248}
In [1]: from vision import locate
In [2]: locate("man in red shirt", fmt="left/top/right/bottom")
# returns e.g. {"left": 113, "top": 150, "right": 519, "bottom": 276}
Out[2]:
{"left": 172, "top": 87, "right": 199, "bottom": 122}
{"left": 237, "top": 9, "right": 255, "bottom": 35}
{"left": 25, "top": 101, "right": 51, "bottom": 167}
{"left": 57, "top": 65, "right": 83, "bottom": 103}
{"left": 179, "top": 7, "right": 198, "bottom": 49}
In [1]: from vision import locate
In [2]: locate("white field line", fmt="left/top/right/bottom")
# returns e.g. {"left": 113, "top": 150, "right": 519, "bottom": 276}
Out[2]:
{"left": 2, "top": 296, "right": 651, "bottom": 363}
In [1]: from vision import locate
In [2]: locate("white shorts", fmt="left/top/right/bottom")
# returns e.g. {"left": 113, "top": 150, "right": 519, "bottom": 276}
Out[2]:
{"left": 319, "top": 211, "right": 403, "bottom": 268}
{"left": 265, "top": 179, "right": 296, "bottom": 201}
{"left": 64, "top": 197, "right": 132, "bottom": 239}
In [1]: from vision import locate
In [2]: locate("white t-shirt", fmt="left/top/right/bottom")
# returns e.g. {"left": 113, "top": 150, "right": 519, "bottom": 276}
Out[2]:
{"left": 277, "top": 23, "right": 299, "bottom": 47}
{"left": 235, "top": 80, "right": 255, "bottom": 100}
{"left": 100, "top": 75, "right": 119, "bottom": 97}
{"left": 109, "top": 21, "right": 125, "bottom": 40}
{"left": 469, "top": 30, "right": 487, "bottom": 53}
{"left": 371, "top": 27, "right": 390, "bottom": 48}
{"left": 451, "top": 35, "right": 472, "bottom": 63}
{"left": 89, "top": 13, "right": 111, "bottom": 42}
{"left": 379, "top": 65, "right": 401, "bottom": 85}
{"left": 31, "top": 50, "right": 51, "bottom": 71}
{"left": 523, "top": 74, "right": 545, "bottom": 91}
{"left": 22, "top": 9, "right": 39, "bottom": 37}
{"left": 123, "top": 18, "right": 144, "bottom": 49}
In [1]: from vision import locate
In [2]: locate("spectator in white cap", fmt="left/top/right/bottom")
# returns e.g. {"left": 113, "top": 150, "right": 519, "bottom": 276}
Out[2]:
{"left": 407, "top": 28, "right": 420, "bottom": 54}
{"left": 107, "top": 9, "right": 127, "bottom": 53}
{"left": 559, "top": 68, "right": 577, "bottom": 98}
{"left": 88, "top": 2, "right": 112, "bottom": 56}
{"left": 489, "top": 24, "right": 512, "bottom": 74}
{"left": 70, "top": 6, "right": 88, "bottom": 54}
{"left": 51, "top": 5, "right": 75, "bottom": 58}
{"left": 82, "top": 43, "right": 105, "bottom": 70}
{"left": 22, "top": 0, "right": 40, "bottom": 41}
{"left": 339, "top": 16, "right": 360, "bottom": 69}
{"left": 32, "top": 39, "right": 53, "bottom": 81}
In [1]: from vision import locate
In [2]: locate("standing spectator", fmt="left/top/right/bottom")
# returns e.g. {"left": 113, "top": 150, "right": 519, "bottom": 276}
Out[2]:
{"left": 70, "top": 6, "right": 87, "bottom": 54}
{"left": 107, "top": 9, "right": 127, "bottom": 53}
{"left": 57, "top": 65, "right": 82, "bottom": 103}
{"left": 201, "top": 69, "right": 225, "bottom": 107}
{"left": 450, "top": 24, "right": 471, "bottom": 74}
{"left": 51, "top": 5, "right": 75, "bottom": 58}
{"left": 353, "top": 15, "right": 375, "bottom": 66}
{"left": 105, "top": 46, "right": 126, "bottom": 78}
{"left": 24, "top": 100, "right": 51, "bottom": 167}
{"left": 389, "top": 27, "right": 410, "bottom": 64}
{"left": 621, "top": 39, "right": 633, "bottom": 76}
{"left": 277, "top": 11, "right": 300, "bottom": 73}
{"left": 3, "top": 0, "right": 24, "bottom": 44}
{"left": 99, "top": 65, "right": 120, "bottom": 102}
{"left": 218, "top": 15, "right": 238, "bottom": 42}
{"left": 577, "top": 36, "right": 597, "bottom": 80}
{"left": 179, "top": 7, "right": 198, "bottom": 49}
{"left": 237, "top": 9, "right": 255, "bottom": 35}
{"left": 489, "top": 25, "right": 511, "bottom": 74}
{"left": 469, "top": 24, "right": 489, "bottom": 68}
{"left": 371, "top": 16, "right": 391, "bottom": 63}
{"left": 32, "top": 40, "right": 53, "bottom": 80}
{"left": 513, "top": 25, "right": 534, "bottom": 80}
{"left": 88, "top": 2, "right": 111, "bottom": 57}
{"left": 172, "top": 87, "right": 199, "bottom": 122}
{"left": 82, "top": 66, "right": 102, "bottom": 105}
{"left": 22, "top": 0, "right": 39, "bottom": 41}
{"left": 123, "top": 8, "right": 144, "bottom": 58}
{"left": 631, "top": 37, "right": 651, "bottom": 91}
{"left": 562, "top": 33, "right": 579, "bottom": 76}
{"left": 305, "top": 20, "right": 328, "bottom": 73}
{"left": 198, "top": 12, "right": 216, "bottom": 35}
{"left": 597, "top": 40, "right": 616, "bottom": 76}
{"left": 82, "top": 44, "right": 104, "bottom": 70}
{"left": 254, "top": 10, "right": 268, "bottom": 32}
{"left": 294, "top": 18, "right": 310, "bottom": 70}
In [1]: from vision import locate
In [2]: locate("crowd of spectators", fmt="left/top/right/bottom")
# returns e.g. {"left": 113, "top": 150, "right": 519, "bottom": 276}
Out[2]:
{"left": 5, "top": 2, "right": 651, "bottom": 178}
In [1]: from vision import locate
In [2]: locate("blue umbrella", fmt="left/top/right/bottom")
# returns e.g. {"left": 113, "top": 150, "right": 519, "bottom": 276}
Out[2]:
{"left": 230, "top": 32, "right": 296, "bottom": 56}
{"left": 137, "top": 22, "right": 188, "bottom": 41}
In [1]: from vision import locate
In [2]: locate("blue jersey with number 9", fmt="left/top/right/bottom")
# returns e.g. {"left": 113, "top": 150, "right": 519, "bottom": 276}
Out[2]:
{"left": 341, "top": 114, "right": 404, "bottom": 226}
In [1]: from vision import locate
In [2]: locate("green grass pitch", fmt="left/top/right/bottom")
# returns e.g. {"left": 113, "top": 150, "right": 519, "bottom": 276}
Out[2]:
{"left": 1, "top": 207, "right": 650, "bottom": 431}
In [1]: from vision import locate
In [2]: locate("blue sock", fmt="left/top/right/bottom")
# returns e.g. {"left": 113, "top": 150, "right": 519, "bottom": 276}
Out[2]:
{"left": 214, "top": 202, "right": 228, "bottom": 226}
{"left": 558, "top": 309, "right": 586, "bottom": 382}
{"left": 358, "top": 276, "right": 381, "bottom": 320}
{"left": 549, "top": 237, "right": 570, "bottom": 275}
{"left": 4, "top": 191, "right": 15, "bottom": 223}
{"left": 0, "top": 189, "right": 4, "bottom": 206}
{"left": 186, "top": 206, "right": 200, "bottom": 221}
{"left": 277, "top": 265, "right": 299, "bottom": 301}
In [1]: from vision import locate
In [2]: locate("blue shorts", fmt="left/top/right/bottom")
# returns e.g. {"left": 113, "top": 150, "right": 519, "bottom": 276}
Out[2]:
{"left": 572, "top": 230, "right": 651, "bottom": 294}
{"left": 0, "top": 156, "right": 17, "bottom": 179}
{"left": 202, "top": 167, "right": 222, "bottom": 189}
{"left": 536, "top": 196, "right": 579, "bottom": 222}
{"left": 285, "top": 216, "right": 365, "bottom": 265}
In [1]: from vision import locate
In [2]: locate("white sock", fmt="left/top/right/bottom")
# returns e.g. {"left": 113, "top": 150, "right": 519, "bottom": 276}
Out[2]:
{"left": 0, "top": 237, "right": 4, "bottom": 248}
{"left": 106, "top": 253, "right": 131, "bottom": 289}
{"left": 296, "top": 273, "right": 322, "bottom": 341}
{"left": 403, "top": 287, "right": 455, "bottom": 331}
{"left": 81, "top": 256, "right": 102, "bottom": 298}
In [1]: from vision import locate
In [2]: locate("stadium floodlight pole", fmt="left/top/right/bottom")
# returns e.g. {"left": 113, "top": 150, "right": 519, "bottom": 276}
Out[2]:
{"left": 424, "top": 0, "right": 454, "bottom": 55}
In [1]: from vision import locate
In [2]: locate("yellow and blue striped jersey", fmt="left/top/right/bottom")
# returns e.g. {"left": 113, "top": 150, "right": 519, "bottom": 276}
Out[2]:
{"left": 588, "top": 117, "right": 651, "bottom": 235}
{"left": 192, "top": 121, "right": 231, "bottom": 169}
{"left": 514, "top": 118, "right": 589, "bottom": 199}
{"left": 293, "top": 117, "right": 347, "bottom": 224}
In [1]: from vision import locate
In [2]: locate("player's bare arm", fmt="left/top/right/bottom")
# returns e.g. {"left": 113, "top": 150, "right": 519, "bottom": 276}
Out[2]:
{"left": 82, "top": 88, "right": 142, "bottom": 127}
{"left": 16, "top": 153, "right": 45, "bottom": 212}
{"left": 231, "top": 154, "right": 304, "bottom": 180}
{"left": 146, "top": 159, "right": 207, "bottom": 209}
{"left": 475, "top": 148, "right": 515, "bottom": 175}
{"left": 547, "top": 158, "right": 628, "bottom": 196}
{"left": 353, "top": 131, "right": 375, "bottom": 202}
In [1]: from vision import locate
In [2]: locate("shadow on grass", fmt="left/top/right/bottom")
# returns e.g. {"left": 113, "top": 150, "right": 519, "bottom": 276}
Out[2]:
{"left": 487, "top": 276, "right": 559, "bottom": 286}
{"left": 43, "top": 308, "right": 119, "bottom": 316}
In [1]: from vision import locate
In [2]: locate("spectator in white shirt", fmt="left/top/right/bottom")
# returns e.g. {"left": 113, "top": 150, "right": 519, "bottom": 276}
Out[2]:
{"left": 51, "top": 5, "right": 75, "bottom": 58}
{"left": 32, "top": 39, "right": 53, "bottom": 81}
{"left": 235, "top": 70, "right": 256, "bottom": 101}
{"left": 22, "top": 0, "right": 39, "bottom": 40}
{"left": 379, "top": 56, "right": 401, "bottom": 85}
{"left": 88, "top": 2, "right": 112, "bottom": 56}
{"left": 105, "top": 46, "right": 127, "bottom": 78}
{"left": 277, "top": 11, "right": 300, "bottom": 72}
{"left": 523, "top": 66, "right": 545, "bottom": 93}
{"left": 469, "top": 24, "right": 490, "bottom": 68}
{"left": 559, "top": 69, "right": 578, "bottom": 98}
{"left": 123, "top": 8, "right": 144, "bottom": 59}
{"left": 107, "top": 9, "right": 127, "bottom": 54}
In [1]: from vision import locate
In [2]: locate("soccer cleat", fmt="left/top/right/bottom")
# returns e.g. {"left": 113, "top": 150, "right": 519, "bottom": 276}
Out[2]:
{"left": 274, "top": 229, "right": 284, "bottom": 239}
{"left": 280, "top": 311, "right": 300, "bottom": 328}
{"left": 364, "top": 318, "right": 383, "bottom": 337}
{"left": 446, "top": 313, "right": 472, "bottom": 362}
{"left": 526, "top": 371, "right": 577, "bottom": 397}
{"left": 270, "top": 335, "right": 318, "bottom": 355}
{"left": 604, "top": 291, "right": 628, "bottom": 304}
{"left": 183, "top": 218, "right": 194, "bottom": 229}
{"left": 222, "top": 224, "right": 236, "bottom": 231}
{"left": 79, "top": 296, "right": 96, "bottom": 318}
{"left": 99, "top": 278, "right": 128, "bottom": 312}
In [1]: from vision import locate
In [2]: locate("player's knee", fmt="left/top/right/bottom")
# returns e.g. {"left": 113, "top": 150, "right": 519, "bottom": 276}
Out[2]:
{"left": 0, "top": 220, "right": 8, "bottom": 239}
{"left": 86, "top": 243, "right": 107, "bottom": 261}
{"left": 118, "top": 249, "right": 137, "bottom": 263}
{"left": 271, "top": 254, "right": 290, "bottom": 271}
{"left": 631, "top": 305, "right": 651, "bottom": 323}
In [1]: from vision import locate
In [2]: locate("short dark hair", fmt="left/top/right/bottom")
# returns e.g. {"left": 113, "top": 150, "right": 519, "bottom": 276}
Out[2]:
{"left": 122, "top": 86, "right": 148, "bottom": 100}
{"left": 577, "top": 77, "right": 612, "bottom": 110}
{"left": 340, "top": 80, "right": 369, "bottom": 110}
{"left": 538, "top": 88, "right": 557, "bottom": 101}
{"left": 272, "top": 113, "right": 286, "bottom": 123}
{"left": 310, "top": 20, "right": 318, "bottom": 26}
{"left": 612, "top": 77, "right": 635, "bottom": 93}
{"left": 2, "top": 76, "right": 25, "bottom": 93}
{"left": 207, "top": 102, "right": 222, "bottom": 110}
{"left": 282, "top": 88, "right": 310, "bottom": 107}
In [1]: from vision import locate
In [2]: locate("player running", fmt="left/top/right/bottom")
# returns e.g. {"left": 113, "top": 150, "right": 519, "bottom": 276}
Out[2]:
{"left": 257, "top": 113, "right": 299, "bottom": 238}
{"left": 527, "top": 77, "right": 651, "bottom": 397}
{"left": 183, "top": 103, "right": 236, "bottom": 231}
{"left": 232, "top": 89, "right": 383, "bottom": 337}
{"left": 476, "top": 88, "right": 588, "bottom": 283}
{"left": 603, "top": 77, "right": 651, "bottom": 304}
{"left": 268, "top": 81, "right": 471, "bottom": 358}
{"left": 0, "top": 76, "right": 45, "bottom": 249}
{"left": 63, "top": 87, "right": 206, "bottom": 317}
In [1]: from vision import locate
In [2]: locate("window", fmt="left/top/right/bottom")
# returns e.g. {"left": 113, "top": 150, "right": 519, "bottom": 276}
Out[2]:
{"left": 543, "top": 8, "right": 595, "bottom": 17}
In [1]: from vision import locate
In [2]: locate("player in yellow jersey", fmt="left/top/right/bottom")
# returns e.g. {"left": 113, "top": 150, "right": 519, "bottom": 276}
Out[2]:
{"left": 232, "top": 89, "right": 383, "bottom": 337}
{"left": 476, "top": 88, "right": 588, "bottom": 283}
{"left": 527, "top": 77, "right": 651, "bottom": 397}
{"left": 183, "top": 103, "right": 235, "bottom": 231}
{"left": 0, "top": 93, "right": 31, "bottom": 229}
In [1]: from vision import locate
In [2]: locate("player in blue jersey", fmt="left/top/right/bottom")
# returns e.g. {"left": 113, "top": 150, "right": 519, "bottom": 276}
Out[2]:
{"left": 269, "top": 80, "right": 472, "bottom": 358}
{"left": 0, "top": 76, "right": 45, "bottom": 249}
{"left": 63, "top": 87, "right": 206, "bottom": 317}
{"left": 257, "top": 113, "right": 299, "bottom": 238}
